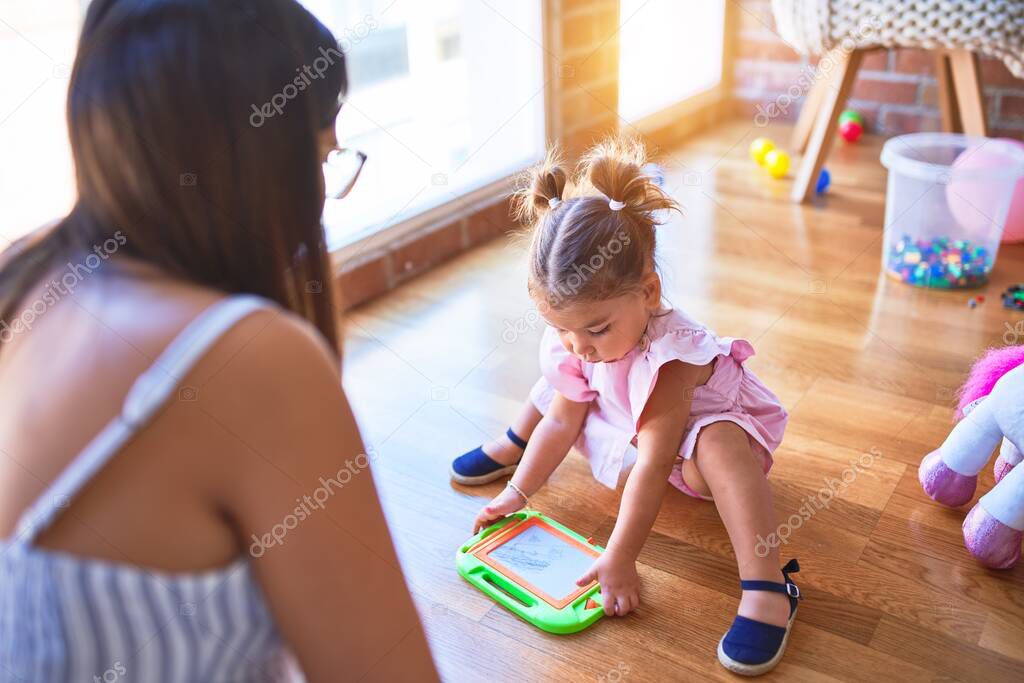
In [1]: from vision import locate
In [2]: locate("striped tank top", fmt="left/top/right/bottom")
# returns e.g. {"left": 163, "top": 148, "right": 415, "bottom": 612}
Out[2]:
{"left": 0, "top": 295, "right": 288, "bottom": 682}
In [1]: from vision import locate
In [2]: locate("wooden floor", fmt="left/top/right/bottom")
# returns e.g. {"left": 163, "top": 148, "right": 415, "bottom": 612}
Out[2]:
{"left": 341, "top": 120, "right": 1024, "bottom": 682}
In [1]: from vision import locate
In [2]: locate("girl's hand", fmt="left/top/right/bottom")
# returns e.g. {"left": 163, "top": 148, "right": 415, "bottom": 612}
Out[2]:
{"left": 472, "top": 486, "right": 526, "bottom": 534}
{"left": 576, "top": 550, "right": 640, "bottom": 617}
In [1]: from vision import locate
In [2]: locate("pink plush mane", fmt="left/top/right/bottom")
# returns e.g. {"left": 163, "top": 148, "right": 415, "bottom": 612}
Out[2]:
{"left": 956, "top": 345, "right": 1024, "bottom": 420}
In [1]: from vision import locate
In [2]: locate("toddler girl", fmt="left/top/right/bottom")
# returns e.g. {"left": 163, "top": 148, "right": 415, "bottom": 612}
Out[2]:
{"left": 451, "top": 140, "right": 801, "bottom": 676}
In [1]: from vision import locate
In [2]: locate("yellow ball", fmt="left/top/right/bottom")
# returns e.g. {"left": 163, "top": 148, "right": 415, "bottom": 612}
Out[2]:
{"left": 749, "top": 137, "right": 775, "bottom": 165}
{"left": 764, "top": 149, "right": 790, "bottom": 178}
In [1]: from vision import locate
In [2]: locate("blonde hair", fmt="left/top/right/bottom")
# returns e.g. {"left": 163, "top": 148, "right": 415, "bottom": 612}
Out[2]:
{"left": 514, "top": 138, "right": 679, "bottom": 308}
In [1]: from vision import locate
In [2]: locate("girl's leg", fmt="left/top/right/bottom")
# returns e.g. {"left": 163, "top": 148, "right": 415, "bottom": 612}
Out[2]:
{"left": 686, "top": 421, "right": 791, "bottom": 627}
{"left": 481, "top": 400, "right": 543, "bottom": 465}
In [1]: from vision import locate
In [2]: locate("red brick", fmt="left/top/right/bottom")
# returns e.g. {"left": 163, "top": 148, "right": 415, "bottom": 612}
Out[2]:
{"left": 590, "top": 7, "right": 620, "bottom": 45}
{"left": 737, "top": 39, "right": 801, "bottom": 62}
{"left": 860, "top": 49, "right": 889, "bottom": 72}
{"left": 566, "top": 47, "right": 617, "bottom": 87}
{"left": 999, "top": 94, "right": 1024, "bottom": 120}
{"left": 990, "top": 127, "right": 1024, "bottom": 142}
{"left": 563, "top": 125, "right": 617, "bottom": 159}
{"left": 980, "top": 58, "right": 1024, "bottom": 88}
{"left": 336, "top": 255, "right": 390, "bottom": 310}
{"left": 733, "top": 61, "right": 807, "bottom": 92}
{"left": 851, "top": 77, "right": 918, "bottom": 105}
{"left": 562, "top": 13, "right": 597, "bottom": 52}
{"left": 465, "top": 199, "right": 515, "bottom": 247}
{"left": 893, "top": 49, "right": 935, "bottom": 75}
{"left": 735, "top": 0, "right": 776, "bottom": 34}
{"left": 561, "top": 82, "right": 616, "bottom": 128}
{"left": 733, "top": 96, "right": 800, "bottom": 123}
{"left": 390, "top": 221, "right": 463, "bottom": 284}
{"left": 920, "top": 82, "right": 939, "bottom": 108}
{"left": 881, "top": 110, "right": 942, "bottom": 135}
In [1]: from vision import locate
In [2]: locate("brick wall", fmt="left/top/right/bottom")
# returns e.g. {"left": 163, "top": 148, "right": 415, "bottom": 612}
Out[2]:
{"left": 732, "top": 0, "right": 1024, "bottom": 140}
{"left": 554, "top": 0, "right": 621, "bottom": 157}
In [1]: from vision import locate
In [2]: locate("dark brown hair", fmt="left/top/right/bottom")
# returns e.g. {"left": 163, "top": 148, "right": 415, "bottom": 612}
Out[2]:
{"left": 515, "top": 138, "right": 679, "bottom": 308}
{"left": 0, "top": 0, "right": 347, "bottom": 352}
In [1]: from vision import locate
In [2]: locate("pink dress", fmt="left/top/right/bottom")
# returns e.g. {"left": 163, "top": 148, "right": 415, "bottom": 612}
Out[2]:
{"left": 528, "top": 307, "right": 788, "bottom": 500}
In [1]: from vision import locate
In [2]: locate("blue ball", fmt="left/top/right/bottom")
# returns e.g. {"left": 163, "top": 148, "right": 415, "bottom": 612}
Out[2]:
{"left": 815, "top": 168, "right": 831, "bottom": 194}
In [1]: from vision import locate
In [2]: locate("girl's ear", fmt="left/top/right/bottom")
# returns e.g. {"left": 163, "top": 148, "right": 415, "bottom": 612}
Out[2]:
{"left": 641, "top": 271, "right": 661, "bottom": 311}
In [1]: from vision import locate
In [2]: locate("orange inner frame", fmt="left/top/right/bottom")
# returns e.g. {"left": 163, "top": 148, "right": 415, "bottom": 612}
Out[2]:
{"left": 472, "top": 516, "right": 600, "bottom": 609}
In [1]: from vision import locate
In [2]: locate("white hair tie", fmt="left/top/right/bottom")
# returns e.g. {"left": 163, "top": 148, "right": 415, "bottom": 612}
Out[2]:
{"left": 548, "top": 197, "right": 561, "bottom": 209}
{"left": 608, "top": 198, "right": 625, "bottom": 211}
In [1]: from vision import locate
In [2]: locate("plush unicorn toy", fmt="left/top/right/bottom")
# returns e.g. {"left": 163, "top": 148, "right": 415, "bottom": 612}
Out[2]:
{"left": 918, "top": 345, "right": 1024, "bottom": 569}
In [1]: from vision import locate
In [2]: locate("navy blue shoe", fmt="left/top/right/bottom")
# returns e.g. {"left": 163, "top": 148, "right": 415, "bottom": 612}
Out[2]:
{"left": 717, "top": 559, "right": 801, "bottom": 676}
{"left": 450, "top": 428, "right": 527, "bottom": 485}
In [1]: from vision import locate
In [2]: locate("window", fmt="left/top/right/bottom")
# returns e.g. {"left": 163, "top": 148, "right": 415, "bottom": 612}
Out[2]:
{"left": 301, "top": 0, "right": 547, "bottom": 250}
{"left": 617, "top": 0, "right": 725, "bottom": 123}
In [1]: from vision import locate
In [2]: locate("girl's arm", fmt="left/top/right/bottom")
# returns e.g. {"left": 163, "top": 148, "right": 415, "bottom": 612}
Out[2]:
{"left": 473, "top": 393, "right": 589, "bottom": 532}
{"left": 577, "top": 359, "right": 702, "bottom": 616}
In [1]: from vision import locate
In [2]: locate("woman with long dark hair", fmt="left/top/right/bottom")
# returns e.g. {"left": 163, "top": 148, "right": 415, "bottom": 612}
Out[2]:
{"left": 0, "top": 1, "right": 437, "bottom": 680}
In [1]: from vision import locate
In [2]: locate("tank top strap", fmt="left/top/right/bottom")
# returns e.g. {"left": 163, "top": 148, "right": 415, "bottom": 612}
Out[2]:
{"left": 12, "top": 294, "right": 275, "bottom": 545}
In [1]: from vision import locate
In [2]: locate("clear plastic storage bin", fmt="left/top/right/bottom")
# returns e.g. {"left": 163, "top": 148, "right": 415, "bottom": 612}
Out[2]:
{"left": 879, "top": 133, "right": 1024, "bottom": 289}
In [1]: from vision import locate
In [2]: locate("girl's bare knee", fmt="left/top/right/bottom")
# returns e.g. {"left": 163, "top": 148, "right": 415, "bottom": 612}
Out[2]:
{"left": 693, "top": 422, "right": 758, "bottom": 474}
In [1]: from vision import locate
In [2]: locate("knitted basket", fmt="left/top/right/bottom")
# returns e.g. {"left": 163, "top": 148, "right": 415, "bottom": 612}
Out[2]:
{"left": 771, "top": 0, "right": 1024, "bottom": 78}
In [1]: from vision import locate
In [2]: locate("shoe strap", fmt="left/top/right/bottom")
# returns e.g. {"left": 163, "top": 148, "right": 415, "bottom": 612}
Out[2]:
{"left": 740, "top": 559, "right": 801, "bottom": 600}
{"left": 506, "top": 427, "right": 528, "bottom": 450}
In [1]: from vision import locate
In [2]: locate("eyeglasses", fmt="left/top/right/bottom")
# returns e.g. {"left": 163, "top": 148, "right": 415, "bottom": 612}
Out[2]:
{"left": 323, "top": 147, "right": 367, "bottom": 200}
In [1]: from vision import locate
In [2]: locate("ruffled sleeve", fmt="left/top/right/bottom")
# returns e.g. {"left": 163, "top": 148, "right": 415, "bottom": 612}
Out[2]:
{"left": 538, "top": 325, "right": 597, "bottom": 403}
{"left": 627, "top": 318, "right": 755, "bottom": 428}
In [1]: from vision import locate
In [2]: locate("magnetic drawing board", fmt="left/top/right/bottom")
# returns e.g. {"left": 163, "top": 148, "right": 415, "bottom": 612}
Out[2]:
{"left": 456, "top": 511, "right": 606, "bottom": 634}
{"left": 487, "top": 523, "right": 596, "bottom": 602}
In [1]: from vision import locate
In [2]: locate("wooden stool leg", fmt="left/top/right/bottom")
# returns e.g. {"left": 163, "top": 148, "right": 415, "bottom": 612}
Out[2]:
{"left": 935, "top": 50, "right": 962, "bottom": 132}
{"left": 791, "top": 48, "right": 864, "bottom": 203}
{"left": 948, "top": 49, "right": 988, "bottom": 136}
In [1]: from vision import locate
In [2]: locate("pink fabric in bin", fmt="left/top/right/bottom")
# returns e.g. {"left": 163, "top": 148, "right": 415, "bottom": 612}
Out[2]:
{"left": 528, "top": 308, "right": 788, "bottom": 499}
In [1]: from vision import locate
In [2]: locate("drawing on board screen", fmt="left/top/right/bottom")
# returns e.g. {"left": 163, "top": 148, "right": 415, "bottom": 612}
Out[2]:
{"left": 489, "top": 524, "right": 595, "bottom": 601}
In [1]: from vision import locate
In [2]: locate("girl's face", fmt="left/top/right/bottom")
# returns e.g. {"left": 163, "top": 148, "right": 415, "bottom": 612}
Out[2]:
{"left": 537, "top": 272, "right": 662, "bottom": 364}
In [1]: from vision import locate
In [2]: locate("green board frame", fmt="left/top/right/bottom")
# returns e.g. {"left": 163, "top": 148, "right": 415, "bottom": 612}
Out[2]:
{"left": 456, "top": 510, "right": 605, "bottom": 634}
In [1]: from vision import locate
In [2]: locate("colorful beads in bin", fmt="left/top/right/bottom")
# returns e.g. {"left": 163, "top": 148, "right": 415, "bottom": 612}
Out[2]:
{"left": 886, "top": 235, "right": 992, "bottom": 288}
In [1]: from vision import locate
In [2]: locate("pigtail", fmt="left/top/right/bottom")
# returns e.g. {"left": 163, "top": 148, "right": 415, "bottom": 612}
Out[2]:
{"left": 577, "top": 137, "right": 678, "bottom": 218}
{"left": 512, "top": 149, "right": 570, "bottom": 225}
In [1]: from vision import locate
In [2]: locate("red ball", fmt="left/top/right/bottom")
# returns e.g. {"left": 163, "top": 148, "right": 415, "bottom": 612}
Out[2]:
{"left": 838, "top": 119, "right": 863, "bottom": 143}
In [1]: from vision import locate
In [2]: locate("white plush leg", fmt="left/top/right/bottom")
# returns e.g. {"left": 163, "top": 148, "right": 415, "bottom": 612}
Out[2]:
{"left": 941, "top": 398, "right": 1004, "bottom": 475}
{"left": 979, "top": 449, "right": 1024, "bottom": 531}
{"left": 995, "top": 438, "right": 1023, "bottom": 484}
{"left": 991, "top": 364, "right": 1024, "bottom": 452}
{"left": 999, "top": 438, "right": 1023, "bottom": 466}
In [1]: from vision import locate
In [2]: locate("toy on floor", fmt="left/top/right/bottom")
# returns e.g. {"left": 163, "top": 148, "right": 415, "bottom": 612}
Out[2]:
{"left": 764, "top": 149, "right": 791, "bottom": 179}
{"left": 457, "top": 510, "right": 605, "bottom": 634}
{"left": 816, "top": 168, "right": 831, "bottom": 194}
{"left": 748, "top": 137, "right": 791, "bottom": 179}
{"left": 838, "top": 110, "right": 863, "bottom": 143}
{"left": 919, "top": 345, "right": 1024, "bottom": 568}
{"left": 749, "top": 137, "right": 775, "bottom": 165}
{"left": 1004, "top": 284, "right": 1024, "bottom": 311}
{"left": 838, "top": 109, "right": 862, "bottom": 127}
{"left": 947, "top": 138, "right": 1024, "bottom": 245}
